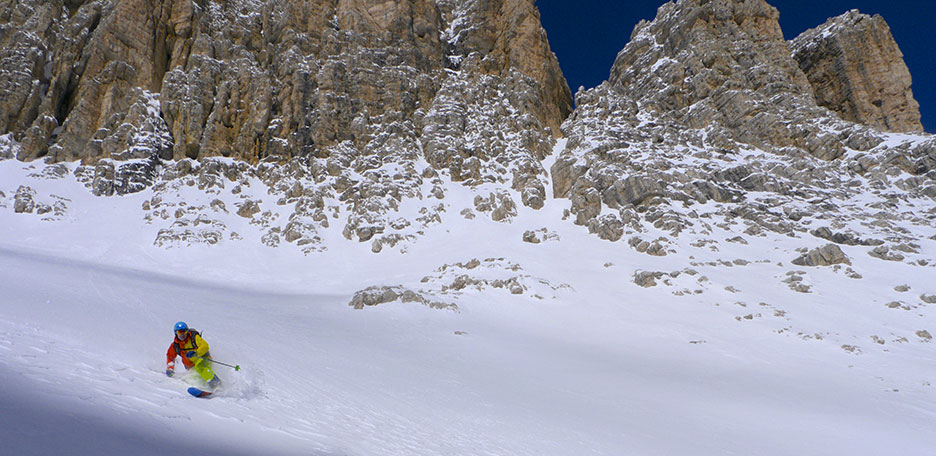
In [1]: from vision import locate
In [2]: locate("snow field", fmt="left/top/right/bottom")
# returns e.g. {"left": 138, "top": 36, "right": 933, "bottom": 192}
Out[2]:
{"left": 2, "top": 146, "right": 936, "bottom": 454}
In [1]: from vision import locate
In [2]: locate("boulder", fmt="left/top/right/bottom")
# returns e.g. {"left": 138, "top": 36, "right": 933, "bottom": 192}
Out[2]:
{"left": 634, "top": 270, "right": 664, "bottom": 288}
{"left": 13, "top": 186, "right": 37, "bottom": 213}
{"left": 792, "top": 244, "right": 851, "bottom": 266}
{"left": 236, "top": 200, "right": 262, "bottom": 218}
{"left": 348, "top": 285, "right": 456, "bottom": 311}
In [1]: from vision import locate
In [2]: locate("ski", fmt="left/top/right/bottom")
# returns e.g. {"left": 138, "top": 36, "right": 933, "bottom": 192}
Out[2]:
{"left": 187, "top": 387, "right": 213, "bottom": 398}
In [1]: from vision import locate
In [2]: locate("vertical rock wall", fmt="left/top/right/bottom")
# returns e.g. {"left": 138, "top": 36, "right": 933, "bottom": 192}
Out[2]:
{"left": 791, "top": 10, "right": 923, "bottom": 133}
{"left": 0, "top": 0, "right": 571, "bottom": 182}
{"left": 550, "top": 0, "right": 933, "bottom": 242}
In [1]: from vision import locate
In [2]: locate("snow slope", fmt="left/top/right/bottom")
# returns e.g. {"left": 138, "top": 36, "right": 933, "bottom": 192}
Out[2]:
{"left": 2, "top": 144, "right": 936, "bottom": 454}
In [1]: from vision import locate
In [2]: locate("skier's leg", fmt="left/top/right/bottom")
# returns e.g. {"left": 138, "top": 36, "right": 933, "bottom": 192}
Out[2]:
{"left": 192, "top": 357, "right": 219, "bottom": 384}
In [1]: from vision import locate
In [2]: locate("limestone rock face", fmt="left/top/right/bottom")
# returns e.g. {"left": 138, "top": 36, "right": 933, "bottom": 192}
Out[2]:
{"left": 553, "top": 0, "right": 836, "bottom": 225}
{"left": 439, "top": 0, "right": 572, "bottom": 134}
{"left": 0, "top": 0, "right": 572, "bottom": 256}
{"left": 550, "top": 0, "right": 933, "bottom": 251}
{"left": 2, "top": 0, "right": 182, "bottom": 162}
{"left": 606, "top": 0, "right": 823, "bottom": 151}
{"left": 0, "top": 0, "right": 58, "bottom": 139}
{"left": 1, "top": 0, "right": 570, "bottom": 187}
{"left": 791, "top": 10, "right": 923, "bottom": 133}
{"left": 3, "top": 0, "right": 932, "bottom": 268}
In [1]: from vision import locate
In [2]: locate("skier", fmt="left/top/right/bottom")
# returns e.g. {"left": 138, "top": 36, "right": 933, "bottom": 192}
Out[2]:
{"left": 166, "top": 321, "right": 221, "bottom": 389}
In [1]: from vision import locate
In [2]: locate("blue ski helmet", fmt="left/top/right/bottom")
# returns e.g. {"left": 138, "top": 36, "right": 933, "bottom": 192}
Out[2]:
{"left": 174, "top": 321, "right": 188, "bottom": 332}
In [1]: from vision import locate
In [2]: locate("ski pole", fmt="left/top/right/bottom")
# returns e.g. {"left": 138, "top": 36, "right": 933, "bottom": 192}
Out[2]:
{"left": 212, "top": 359, "right": 241, "bottom": 371}
{"left": 194, "top": 355, "right": 241, "bottom": 371}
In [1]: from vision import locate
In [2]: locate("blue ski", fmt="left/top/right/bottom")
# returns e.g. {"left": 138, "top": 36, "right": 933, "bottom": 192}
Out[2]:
{"left": 187, "top": 387, "right": 213, "bottom": 398}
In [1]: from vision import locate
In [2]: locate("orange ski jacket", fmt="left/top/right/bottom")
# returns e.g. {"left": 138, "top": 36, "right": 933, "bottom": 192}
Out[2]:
{"left": 166, "top": 329, "right": 209, "bottom": 370}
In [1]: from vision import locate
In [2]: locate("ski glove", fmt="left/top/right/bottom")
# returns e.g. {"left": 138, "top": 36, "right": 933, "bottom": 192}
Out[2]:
{"left": 185, "top": 351, "right": 197, "bottom": 358}
{"left": 166, "top": 369, "right": 174, "bottom": 377}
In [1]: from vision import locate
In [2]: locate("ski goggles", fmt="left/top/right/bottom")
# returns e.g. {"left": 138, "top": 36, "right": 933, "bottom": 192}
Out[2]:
{"left": 176, "top": 329, "right": 188, "bottom": 339}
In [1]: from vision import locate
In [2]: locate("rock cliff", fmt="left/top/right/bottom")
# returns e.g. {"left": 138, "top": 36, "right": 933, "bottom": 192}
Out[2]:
{"left": 552, "top": 0, "right": 933, "bottom": 252}
{"left": 1, "top": 0, "right": 570, "bottom": 166}
{"left": 791, "top": 10, "right": 923, "bottom": 133}
{"left": 1, "top": 0, "right": 574, "bottom": 249}
{"left": 1, "top": 0, "right": 932, "bottom": 259}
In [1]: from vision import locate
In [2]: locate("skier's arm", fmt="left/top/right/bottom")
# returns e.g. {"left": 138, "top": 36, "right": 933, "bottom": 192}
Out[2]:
{"left": 194, "top": 334, "right": 209, "bottom": 358}
{"left": 166, "top": 344, "right": 178, "bottom": 372}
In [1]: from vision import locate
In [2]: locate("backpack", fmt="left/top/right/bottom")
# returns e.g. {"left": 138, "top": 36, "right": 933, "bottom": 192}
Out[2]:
{"left": 173, "top": 328, "right": 201, "bottom": 355}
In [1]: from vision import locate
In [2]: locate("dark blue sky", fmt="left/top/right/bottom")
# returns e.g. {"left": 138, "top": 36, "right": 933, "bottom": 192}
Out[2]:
{"left": 537, "top": 0, "right": 935, "bottom": 133}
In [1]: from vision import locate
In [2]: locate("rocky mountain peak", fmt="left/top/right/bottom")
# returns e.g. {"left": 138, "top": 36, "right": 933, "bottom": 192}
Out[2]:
{"left": 610, "top": 0, "right": 813, "bottom": 104}
{"left": 552, "top": 0, "right": 933, "bottom": 252}
{"left": 602, "top": 0, "right": 829, "bottom": 153}
{"left": 790, "top": 9, "right": 924, "bottom": 133}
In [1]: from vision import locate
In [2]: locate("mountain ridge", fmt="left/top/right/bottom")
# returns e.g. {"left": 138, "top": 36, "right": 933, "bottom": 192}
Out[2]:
{"left": 1, "top": 0, "right": 933, "bottom": 270}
